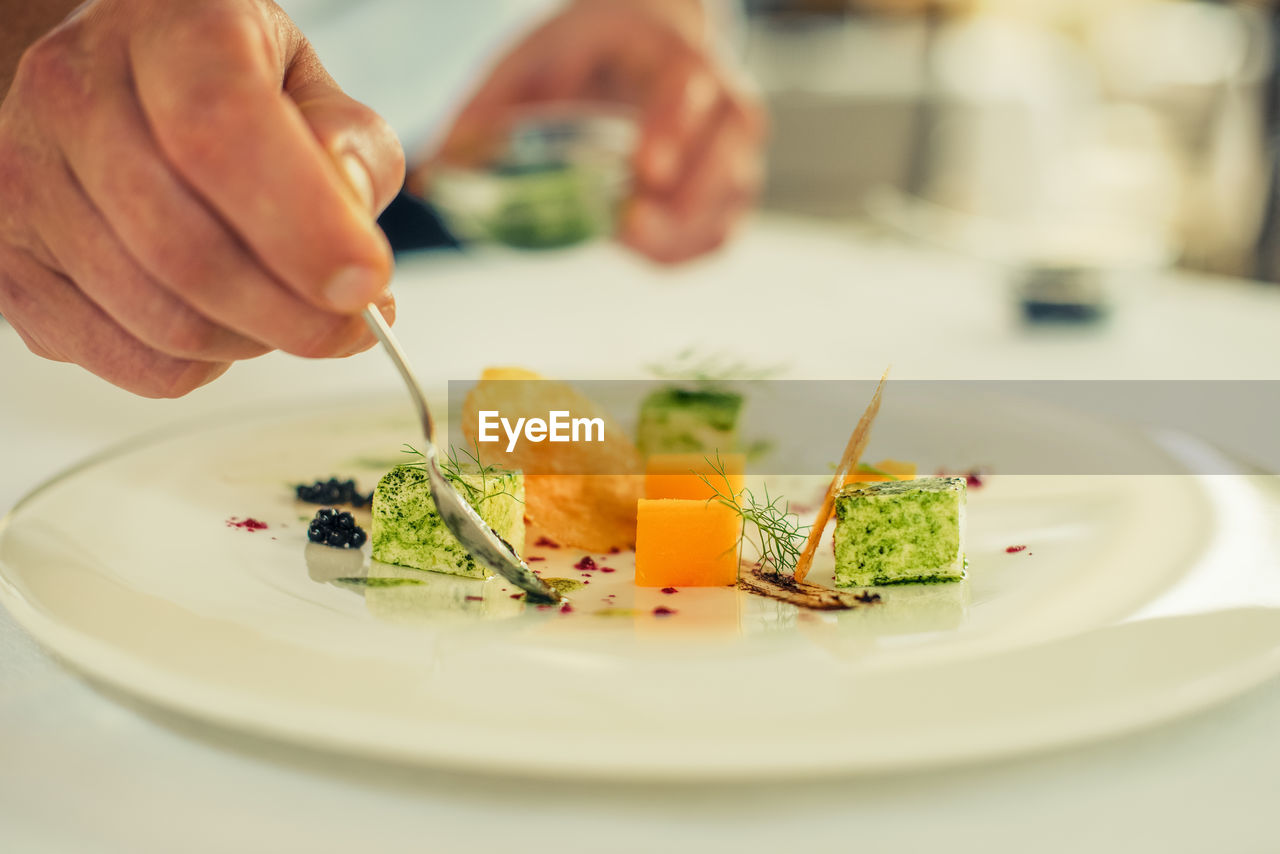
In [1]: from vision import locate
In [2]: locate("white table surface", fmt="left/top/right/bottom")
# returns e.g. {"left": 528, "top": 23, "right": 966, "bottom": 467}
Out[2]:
{"left": 2, "top": 217, "right": 1279, "bottom": 853}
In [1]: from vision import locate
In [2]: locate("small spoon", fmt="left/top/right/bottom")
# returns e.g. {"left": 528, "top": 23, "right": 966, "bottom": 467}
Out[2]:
{"left": 362, "top": 304, "right": 561, "bottom": 604}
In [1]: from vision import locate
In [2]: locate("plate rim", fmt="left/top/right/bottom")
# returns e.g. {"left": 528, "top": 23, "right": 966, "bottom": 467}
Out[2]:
{"left": 3, "top": 398, "right": 1279, "bottom": 780}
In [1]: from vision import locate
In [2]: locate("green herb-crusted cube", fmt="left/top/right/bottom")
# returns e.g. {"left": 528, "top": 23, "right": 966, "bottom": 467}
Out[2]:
{"left": 833, "top": 477, "right": 966, "bottom": 586}
{"left": 636, "top": 387, "right": 743, "bottom": 456}
{"left": 371, "top": 465, "right": 525, "bottom": 578}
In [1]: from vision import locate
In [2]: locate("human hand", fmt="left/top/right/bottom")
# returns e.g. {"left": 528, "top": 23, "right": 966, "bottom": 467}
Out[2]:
{"left": 0, "top": 0, "right": 405, "bottom": 397}
{"left": 417, "top": 0, "right": 765, "bottom": 265}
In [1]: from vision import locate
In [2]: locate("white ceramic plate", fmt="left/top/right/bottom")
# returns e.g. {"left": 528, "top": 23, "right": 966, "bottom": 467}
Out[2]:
{"left": 2, "top": 395, "right": 1279, "bottom": 780}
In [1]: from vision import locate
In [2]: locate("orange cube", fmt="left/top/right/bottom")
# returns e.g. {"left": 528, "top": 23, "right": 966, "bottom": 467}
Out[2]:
{"left": 635, "top": 499, "right": 741, "bottom": 587}
{"left": 644, "top": 453, "right": 746, "bottom": 502}
{"left": 843, "top": 459, "right": 916, "bottom": 488}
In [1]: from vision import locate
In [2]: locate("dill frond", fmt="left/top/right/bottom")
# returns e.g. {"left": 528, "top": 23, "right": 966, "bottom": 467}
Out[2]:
{"left": 697, "top": 454, "right": 808, "bottom": 576}
{"left": 401, "top": 441, "right": 523, "bottom": 506}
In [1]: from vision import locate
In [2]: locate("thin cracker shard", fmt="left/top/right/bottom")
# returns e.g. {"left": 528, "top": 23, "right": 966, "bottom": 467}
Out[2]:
{"left": 793, "top": 369, "right": 888, "bottom": 583}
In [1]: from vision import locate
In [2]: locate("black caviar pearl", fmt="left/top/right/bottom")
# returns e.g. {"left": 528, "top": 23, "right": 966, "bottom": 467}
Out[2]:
{"left": 296, "top": 478, "right": 372, "bottom": 509}
{"left": 306, "top": 507, "right": 367, "bottom": 549}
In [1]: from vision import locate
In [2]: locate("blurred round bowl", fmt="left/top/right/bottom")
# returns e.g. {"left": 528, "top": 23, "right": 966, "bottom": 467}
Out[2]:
{"left": 429, "top": 106, "right": 638, "bottom": 250}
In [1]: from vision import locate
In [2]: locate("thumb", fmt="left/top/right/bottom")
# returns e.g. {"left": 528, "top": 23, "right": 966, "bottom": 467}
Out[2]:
{"left": 288, "top": 69, "right": 406, "bottom": 216}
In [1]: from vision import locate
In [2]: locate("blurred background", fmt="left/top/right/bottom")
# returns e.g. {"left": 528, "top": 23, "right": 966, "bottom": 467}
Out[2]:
{"left": 299, "top": 0, "right": 1280, "bottom": 284}
{"left": 745, "top": 0, "right": 1277, "bottom": 280}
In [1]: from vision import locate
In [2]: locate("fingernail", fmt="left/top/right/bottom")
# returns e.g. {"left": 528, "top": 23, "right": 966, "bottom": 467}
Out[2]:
{"left": 374, "top": 289, "right": 396, "bottom": 325}
{"left": 340, "top": 152, "right": 375, "bottom": 213}
{"left": 684, "top": 71, "right": 719, "bottom": 122}
{"left": 324, "top": 265, "right": 380, "bottom": 312}
{"left": 646, "top": 140, "right": 678, "bottom": 188}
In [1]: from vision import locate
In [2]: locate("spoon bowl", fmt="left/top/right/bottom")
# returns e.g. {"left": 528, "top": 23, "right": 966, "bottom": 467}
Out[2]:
{"left": 362, "top": 305, "right": 561, "bottom": 604}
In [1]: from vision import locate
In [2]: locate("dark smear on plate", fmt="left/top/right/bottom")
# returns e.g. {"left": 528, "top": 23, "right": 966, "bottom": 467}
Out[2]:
{"left": 737, "top": 567, "right": 881, "bottom": 611}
